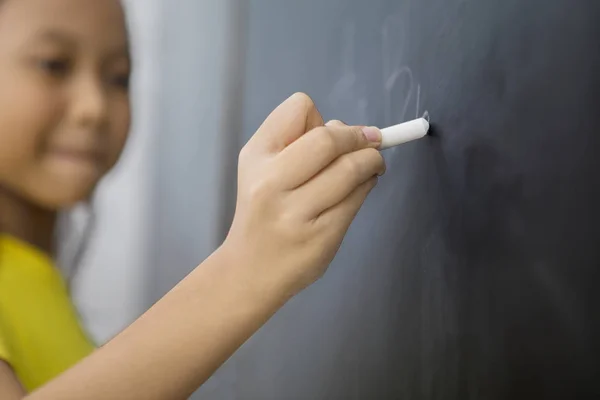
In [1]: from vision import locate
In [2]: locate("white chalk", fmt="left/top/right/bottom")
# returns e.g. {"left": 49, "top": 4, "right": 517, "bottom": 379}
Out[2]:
{"left": 379, "top": 118, "right": 430, "bottom": 150}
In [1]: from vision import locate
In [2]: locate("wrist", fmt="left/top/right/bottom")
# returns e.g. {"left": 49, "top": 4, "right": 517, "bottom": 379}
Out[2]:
{"left": 211, "top": 240, "right": 295, "bottom": 311}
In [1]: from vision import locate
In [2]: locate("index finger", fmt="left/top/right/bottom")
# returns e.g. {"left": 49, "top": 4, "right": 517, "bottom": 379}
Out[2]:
{"left": 275, "top": 125, "right": 382, "bottom": 189}
{"left": 247, "top": 92, "right": 324, "bottom": 154}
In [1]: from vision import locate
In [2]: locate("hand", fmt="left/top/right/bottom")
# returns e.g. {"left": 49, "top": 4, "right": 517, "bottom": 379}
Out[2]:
{"left": 223, "top": 93, "right": 386, "bottom": 299}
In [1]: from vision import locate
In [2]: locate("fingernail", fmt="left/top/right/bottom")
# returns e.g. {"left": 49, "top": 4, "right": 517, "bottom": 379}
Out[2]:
{"left": 362, "top": 126, "right": 381, "bottom": 143}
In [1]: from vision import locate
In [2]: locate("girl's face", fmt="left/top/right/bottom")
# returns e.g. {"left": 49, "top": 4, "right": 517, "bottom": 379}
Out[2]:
{"left": 0, "top": 0, "right": 131, "bottom": 209}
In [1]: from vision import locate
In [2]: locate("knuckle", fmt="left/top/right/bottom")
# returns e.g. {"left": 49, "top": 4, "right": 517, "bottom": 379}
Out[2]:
{"left": 238, "top": 145, "right": 249, "bottom": 163}
{"left": 238, "top": 143, "right": 255, "bottom": 165}
{"left": 342, "top": 154, "right": 362, "bottom": 176}
{"left": 378, "top": 154, "right": 387, "bottom": 175}
{"left": 326, "top": 119, "right": 346, "bottom": 127}
{"left": 364, "top": 147, "right": 386, "bottom": 174}
{"left": 278, "top": 209, "right": 298, "bottom": 230}
{"left": 246, "top": 176, "right": 276, "bottom": 201}
{"left": 315, "top": 127, "right": 339, "bottom": 157}
{"left": 276, "top": 211, "right": 307, "bottom": 243}
{"left": 366, "top": 147, "right": 382, "bottom": 161}
{"left": 318, "top": 126, "right": 361, "bottom": 157}
{"left": 291, "top": 92, "right": 315, "bottom": 109}
{"left": 352, "top": 126, "right": 368, "bottom": 147}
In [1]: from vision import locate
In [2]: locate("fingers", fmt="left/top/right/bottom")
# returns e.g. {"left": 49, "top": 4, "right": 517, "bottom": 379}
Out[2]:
{"left": 316, "top": 176, "right": 379, "bottom": 230}
{"left": 325, "top": 119, "right": 349, "bottom": 127}
{"left": 247, "top": 92, "right": 324, "bottom": 154}
{"left": 275, "top": 124, "right": 382, "bottom": 189}
{"left": 293, "top": 148, "right": 385, "bottom": 218}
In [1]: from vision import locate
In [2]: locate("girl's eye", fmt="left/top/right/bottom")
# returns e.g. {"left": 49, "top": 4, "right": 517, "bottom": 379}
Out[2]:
{"left": 37, "top": 58, "right": 71, "bottom": 77}
{"left": 109, "top": 73, "right": 130, "bottom": 90}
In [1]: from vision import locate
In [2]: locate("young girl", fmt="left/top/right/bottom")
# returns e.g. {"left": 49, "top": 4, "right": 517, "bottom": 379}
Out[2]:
{"left": 0, "top": 0, "right": 385, "bottom": 398}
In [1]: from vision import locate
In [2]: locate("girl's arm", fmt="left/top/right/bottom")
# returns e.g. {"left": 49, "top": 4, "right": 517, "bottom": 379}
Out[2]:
{"left": 8, "top": 93, "right": 383, "bottom": 400}
{"left": 28, "top": 246, "right": 290, "bottom": 400}
{"left": 0, "top": 361, "right": 25, "bottom": 399}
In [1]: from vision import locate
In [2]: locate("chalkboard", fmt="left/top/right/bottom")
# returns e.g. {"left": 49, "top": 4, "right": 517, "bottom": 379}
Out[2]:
{"left": 204, "top": 1, "right": 600, "bottom": 399}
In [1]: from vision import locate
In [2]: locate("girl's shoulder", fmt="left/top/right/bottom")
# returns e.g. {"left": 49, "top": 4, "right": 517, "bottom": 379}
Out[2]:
{"left": 0, "top": 234, "right": 95, "bottom": 391}
{"left": 0, "top": 234, "right": 55, "bottom": 274}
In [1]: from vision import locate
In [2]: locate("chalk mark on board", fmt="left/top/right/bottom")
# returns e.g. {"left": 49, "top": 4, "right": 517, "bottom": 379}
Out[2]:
{"left": 327, "top": 21, "right": 368, "bottom": 124}
{"left": 416, "top": 84, "right": 421, "bottom": 119}
{"left": 422, "top": 110, "right": 430, "bottom": 123}
{"left": 381, "top": 13, "right": 409, "bottom": 83}
{"left": 328, "top": 9, "right": 427, "bottom": 139}
{"left": 380, "top": 9, "right": 427, "bottom": 157}
{"left": 381, "top": 9, "right": 423, "bottom": 131}
{"left": 384, "top": 66, "right": 415, "bottom": 126}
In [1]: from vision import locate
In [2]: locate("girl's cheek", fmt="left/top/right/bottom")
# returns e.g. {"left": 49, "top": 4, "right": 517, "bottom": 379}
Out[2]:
{"left": 0, "top": 69, "right": 64, "bottom": 173}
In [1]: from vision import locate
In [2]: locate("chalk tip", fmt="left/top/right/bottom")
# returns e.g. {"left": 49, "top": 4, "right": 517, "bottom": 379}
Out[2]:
{"left": 421, "top": 118, "right": 430, "bottom": 135}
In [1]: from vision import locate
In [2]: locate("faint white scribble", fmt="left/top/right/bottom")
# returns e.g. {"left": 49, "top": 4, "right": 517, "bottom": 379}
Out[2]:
{"left": 380, "top": 7, "right": 427, "bottom": 156}
{"left": 422, "top": 110, "right": 430, "bottom": 122}
{"left": 381, "top": 13, "right": 409, "bottom": 82}
{"left": 328, "top": 5, "right": 427, "bottom": 137}
{"left": 416, "top": 84, "right": 421, "bottom": 118}
{"left": 381, "top": 8, "right": 422, "bottom": 129}
{"left": 327, "top": 21, "right": 369, "bottom": 123}
{"left": 384, "top": 66, "right": 415, "bottom": 126}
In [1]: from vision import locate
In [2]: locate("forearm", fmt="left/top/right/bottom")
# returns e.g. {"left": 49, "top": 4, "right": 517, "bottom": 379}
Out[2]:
{"left": 27, "top": 246, "right": 288, "bottom": 400}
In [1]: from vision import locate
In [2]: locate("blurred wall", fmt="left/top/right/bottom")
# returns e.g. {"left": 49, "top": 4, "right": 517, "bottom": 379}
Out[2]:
{"left": 73, "top": 0, "right": 246, "bottom": 357}
{"left": 148, "top": 0, "right": 246, "bottom": 302}
{"left": 148, "top": 2, "right": 247, "bottom": 398}
{"left": 73, "top": 0, "right": 163, "bottom": 344}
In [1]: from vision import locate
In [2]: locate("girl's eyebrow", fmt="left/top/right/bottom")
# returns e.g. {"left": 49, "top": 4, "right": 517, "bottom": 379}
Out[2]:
{"left": 27, "top": 28, "right": 130, "bottom": 61}
{"left": 30, "top": 29, "right": 77, "bottom": 48}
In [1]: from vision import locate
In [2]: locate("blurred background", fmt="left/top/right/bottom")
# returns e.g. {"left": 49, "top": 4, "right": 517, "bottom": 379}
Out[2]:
{"left": 74, "top": 0, "right": 259, "bottom": 397}
{"left": 73, "top": 0, "right": 247, "bottom": 344}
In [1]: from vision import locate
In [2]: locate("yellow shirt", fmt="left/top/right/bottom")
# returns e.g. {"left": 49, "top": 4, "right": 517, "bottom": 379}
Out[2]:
{"left": 0, "top": 234, "right": 95, "bottom": 391}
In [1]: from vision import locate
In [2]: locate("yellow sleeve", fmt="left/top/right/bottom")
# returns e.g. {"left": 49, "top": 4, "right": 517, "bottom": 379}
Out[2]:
{"left": 0, "top": 322, "right": 11, "bottom": 363}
